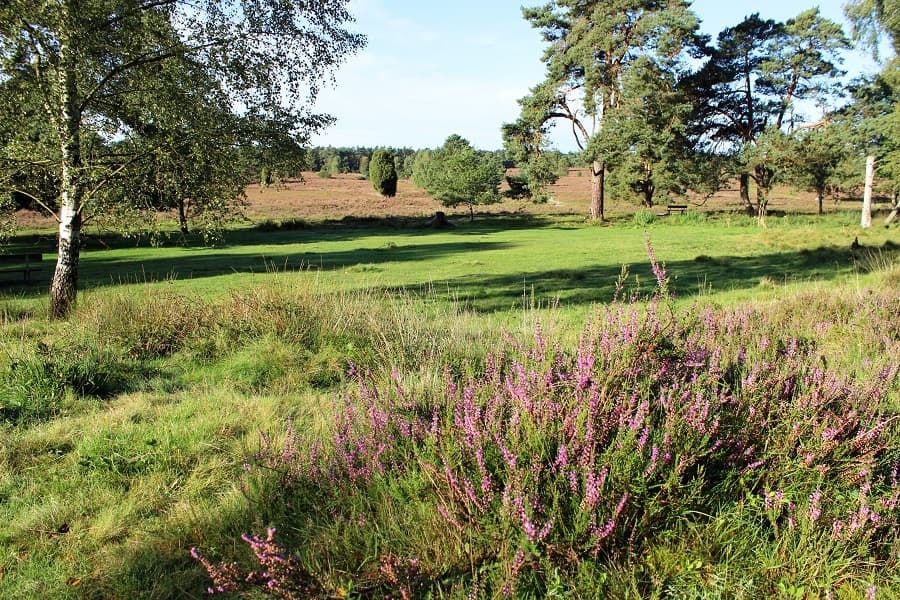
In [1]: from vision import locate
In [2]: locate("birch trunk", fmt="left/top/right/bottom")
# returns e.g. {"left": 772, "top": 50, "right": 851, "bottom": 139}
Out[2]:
{"left": 50, "top": 2, "right": 83, "bottom": 318}
{"left": 590, "top": 161, "right": 605, "bottom": 220}
{"left": 861, "top": 155, "right": 874, "bottom": 229}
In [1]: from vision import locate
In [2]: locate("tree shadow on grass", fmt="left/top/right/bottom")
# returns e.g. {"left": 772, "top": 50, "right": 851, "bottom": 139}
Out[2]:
{"left": 2, "top": 231, "right": 868, "bottom": 312}
{"left": 0, "top": 239, "right": 519, "bottom": 294}
{"left": 371, "top": 245, "right": 861, "bottom": 313}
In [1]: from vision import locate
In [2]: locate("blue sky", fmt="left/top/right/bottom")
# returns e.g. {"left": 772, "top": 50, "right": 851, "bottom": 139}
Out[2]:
{"left": 309, "top": 0, "right": 883, "bottom": 151}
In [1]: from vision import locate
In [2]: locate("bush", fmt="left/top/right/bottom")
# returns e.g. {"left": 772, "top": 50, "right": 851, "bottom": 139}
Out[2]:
{"left": 317, "top": 156, "right": 339, "bottom": 179}
{"left": 632, "top": 209, "right": 657, "bottom": 226}
{"left": 92, "top": 292, "right": 210, "bottom": 359}
{"left": 196, "top": 257, "right": 900, "bottom": 597}
{"left": 369, "top": 149, "right": 398, "bottom": 197}
{"left": 417, "top": 135, "right": 503, "bottom": 219}
{"left": 359, "top": 155, "right": 370, "bottom": 179}
{"left": 674, "top": 210, "right": 706, "bottom": 225}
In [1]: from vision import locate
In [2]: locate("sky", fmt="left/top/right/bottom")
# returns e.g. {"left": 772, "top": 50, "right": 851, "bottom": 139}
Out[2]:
{"left": 308, "top": 0, "right": 884, "bottom": 152}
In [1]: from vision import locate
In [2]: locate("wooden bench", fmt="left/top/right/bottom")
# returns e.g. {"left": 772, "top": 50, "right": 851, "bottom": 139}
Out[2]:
{"left": 657, "top": 204, "right": 688, "bottom": 216}
{"left": 0, "top": 253, "right": 43, "bottom": 282}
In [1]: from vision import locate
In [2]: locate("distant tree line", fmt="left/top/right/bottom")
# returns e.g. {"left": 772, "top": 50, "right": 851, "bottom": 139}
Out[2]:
{"left": 298, "top": 147, "right": 417, "bottom": 180}
{"left": 294, "top": 146, "right": 578, "bottom": 183}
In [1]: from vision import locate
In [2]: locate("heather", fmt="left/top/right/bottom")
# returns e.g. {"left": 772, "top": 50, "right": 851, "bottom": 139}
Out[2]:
{"left": 194, "top": 267, "right": 899, "bottom": 598}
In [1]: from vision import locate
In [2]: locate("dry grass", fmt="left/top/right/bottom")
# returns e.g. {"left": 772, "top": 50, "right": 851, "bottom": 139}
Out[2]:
{"left": 12, "top": 170, "right": 865, "bottom": 229}
{"left": 246, "top": 170, "right": 863, "bottom": 220}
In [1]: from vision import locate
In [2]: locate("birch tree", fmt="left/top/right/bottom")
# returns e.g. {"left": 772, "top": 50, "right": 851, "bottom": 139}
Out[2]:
{"left": 0, "top": 0, "right": 364, "bottom": 317}
{"left": 846, "top": 0, "right": 900, "bottom": 222}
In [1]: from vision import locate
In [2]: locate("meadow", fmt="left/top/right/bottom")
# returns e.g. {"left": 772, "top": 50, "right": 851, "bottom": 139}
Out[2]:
{"left": 1, "top": 173, "right": 898, "bottom": 598}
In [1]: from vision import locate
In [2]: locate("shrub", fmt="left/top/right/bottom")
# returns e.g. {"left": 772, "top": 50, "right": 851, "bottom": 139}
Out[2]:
{"left": 317, "top": 156, "right": 339, "bottom": 179}
{"left": 417, "top": 135, "right": 503, "bottom": 220}
{"left": 369, "top": 149, "right": 398, "bottom": 197}
{"left": 91, "top": 292, "right": 210, "bottom": 359}
{"left": 359, "top": 155, "right": 370, "bottom": 179}
{"left": 674, "top": 210, "right": 707, "bottom": 225}
{"left": 632, "top": 209, "right": 657, "bottom": 226}
{"left": 196, "top": 257, "right": 900, "bottom": 597}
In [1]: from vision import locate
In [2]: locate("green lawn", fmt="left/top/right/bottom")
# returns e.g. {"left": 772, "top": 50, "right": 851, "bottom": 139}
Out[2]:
{"left": 5, "top": 211, "right": 895, "bottom": 313}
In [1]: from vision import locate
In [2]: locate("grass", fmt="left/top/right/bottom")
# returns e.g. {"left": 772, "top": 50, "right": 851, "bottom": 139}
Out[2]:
{"left": 3, "top": 211, "right": 894, "bottom": 313}
{"left": 0, "top": 211, "right": 897, "bottom": 598}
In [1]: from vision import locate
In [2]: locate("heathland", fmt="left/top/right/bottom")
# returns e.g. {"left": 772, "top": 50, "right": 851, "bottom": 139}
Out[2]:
{"left": 1, "top": 172, "right": 898, "bottom": 598}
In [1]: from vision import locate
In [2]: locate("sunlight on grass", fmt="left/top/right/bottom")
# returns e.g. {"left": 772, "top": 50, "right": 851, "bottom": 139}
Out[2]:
{"left": 0, "top": 213, "right": 897, "bottom": 597}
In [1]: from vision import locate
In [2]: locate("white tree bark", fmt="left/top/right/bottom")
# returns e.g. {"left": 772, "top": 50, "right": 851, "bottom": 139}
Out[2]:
{"left": 861, "top": 155, "right": 874, "bottom": 229}
{"left": 50, "top": 0, "right": 83, "bottom": 318}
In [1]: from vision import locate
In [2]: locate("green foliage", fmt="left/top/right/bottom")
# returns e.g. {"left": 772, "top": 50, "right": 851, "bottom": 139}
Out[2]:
{"left": 358, "top": 155, "right": 369, "bottom": 178}
{"left": 846, "top": 0, "right": 900, "bottom": 57}
{"left": 632, "top": 210, "right": 658, "bottom": 226}
{"left": 0, "top": 0, "right": 365, "bottom": 314}
{"left": 369, "top": 149, "right": 398, "bottom": 197}
{"left": 303, "top": 146, "right": 416, "bottom": 177}
{"left": 318, "top": 155, "right": 341, "bottom": 179}
{"left": 594, "top": 57, "right": 694, "bottom": 208}
{"left": 0, "top": 343, "right": 131, "bottom": 425}
{"left": 774, "top": 124, "right": 851, "bottom": 212}
{"left": 92, "top": 292, "right": 212, "bottom": 360}
{"left": 399, "top": 153, "right": 416, "bottom": 179}
{"left": 686, "top": 9, "right": 850, "bottom": 217}
{"left": 411, "top": 149, "right": 433, "bottom": 188}
{"left": 0, "top": 192, "right": 14, "bottom": 245}
{"left": 502, "top": 117, "right": 560, "bottom": 201}
{"left": 841, "top": 3, "right": 900, "bottom": 200}
{"left": 504, "top": 175, "right": 531, "bottom": 200}
{"left": 519, "top": 0, "right": 701, "bottom": 219}
{"left": 673, "top": 210, "right": 707, "bottom": 225}
{"left": 414, "top": 135, "right": 503, "bottom": 217}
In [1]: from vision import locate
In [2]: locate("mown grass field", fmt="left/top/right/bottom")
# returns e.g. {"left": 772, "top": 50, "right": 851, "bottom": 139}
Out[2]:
{"left": 1, "top": 176, "right": 899, "bottom": 598}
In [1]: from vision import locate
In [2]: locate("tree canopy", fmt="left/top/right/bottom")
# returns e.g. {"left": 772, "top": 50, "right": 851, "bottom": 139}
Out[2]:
{"left": 413, "top": 135, "right": 503, "bottom": 220}
{"left": 843, "top": 0, "right": 900, "bottom": 205}
{"left": 514, "top": 0, "right": 701, "bottom": 220}
{"left": 0, "top": 0, "right": 364, "bottom": 316}
{"left": 685, "top": 9, "right": 849, "bottom": 218}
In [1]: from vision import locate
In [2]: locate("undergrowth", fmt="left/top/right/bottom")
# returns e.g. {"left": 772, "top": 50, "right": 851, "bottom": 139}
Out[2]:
{"left": 191, "top": 251, "right": 900, "bottom": 599}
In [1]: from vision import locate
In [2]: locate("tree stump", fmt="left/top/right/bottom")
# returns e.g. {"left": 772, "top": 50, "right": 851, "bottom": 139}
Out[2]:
{"left": 427, "top": 211, "right": 452, "bottom": 228}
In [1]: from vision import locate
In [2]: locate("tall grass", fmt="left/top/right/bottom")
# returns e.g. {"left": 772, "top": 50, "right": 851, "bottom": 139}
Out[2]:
{"left": 193, "top": 257, "right": 900, "bottom": 598}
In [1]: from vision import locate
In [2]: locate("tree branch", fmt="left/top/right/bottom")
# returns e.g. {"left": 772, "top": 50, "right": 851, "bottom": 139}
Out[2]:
{"left": 5, "top": 187, "right": 61, "bottom": 221}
